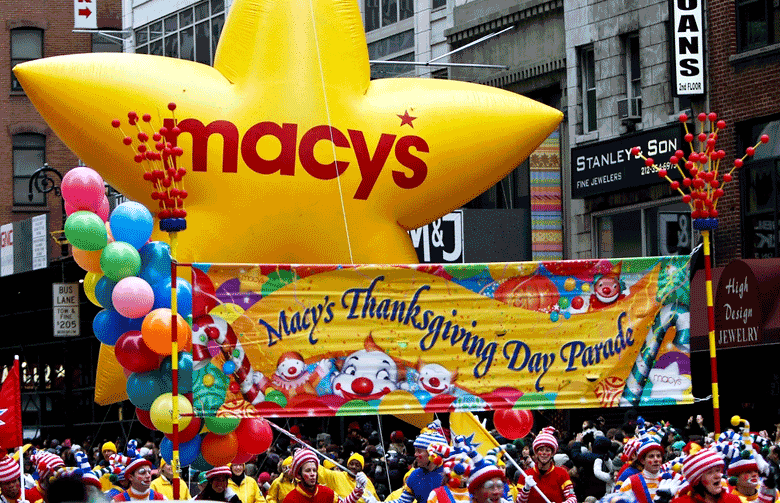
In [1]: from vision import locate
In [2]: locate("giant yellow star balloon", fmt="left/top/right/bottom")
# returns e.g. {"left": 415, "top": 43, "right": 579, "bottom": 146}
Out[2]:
{"left": 15, "top": 0, "right": 562, "bottom": 264}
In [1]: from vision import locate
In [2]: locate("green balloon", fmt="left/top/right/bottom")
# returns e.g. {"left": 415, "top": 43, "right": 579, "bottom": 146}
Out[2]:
{"left": 204, "top": 415, "right": 240, "bottom": 434}
{"left": 264, "top": 389, "right": 288, "bottom": 407}
{"left": 65, "top": 211, "right": 107, "bottom": 251}
{"left": 100, "top": 241, "right": 141, "bottom": 281}
{"left": 558, "top": 297, "right": 570, "bottom": 309}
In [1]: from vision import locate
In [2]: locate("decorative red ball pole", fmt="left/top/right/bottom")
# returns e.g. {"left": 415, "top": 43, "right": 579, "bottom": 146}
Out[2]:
{"left": 632, "top": 112, "right": 769, "bottom": 434}
{"left": 112, "top": 103, "right": 190, "bottom": 496}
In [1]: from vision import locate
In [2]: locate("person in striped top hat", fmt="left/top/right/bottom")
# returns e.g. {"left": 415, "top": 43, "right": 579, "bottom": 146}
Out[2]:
{"left": 196, "top": 466, "right": 240, "bottom": 503}
{"left": 282, "top": 448, "right": 366, "bottom": 503}
{"left": 25, "top": 450, "right": 66, "bottom": 503}
{"left": 0, "top": 451, "right": 22, "bottom": 503}
{"left": 386, "top": 422, "right": 448, "bottom": 503}
{"left": 518, "top": 427, "right": 576, "bottom": 503}
{"left": 619, "top": 418, "right": 667, "bottom": 503}
{"left": 671, "top": 448, "right": 740, "bottom": 503}
{"left": 112, "top": 441, "right": 164, "bottom": 501}
{"left": 426, "top": 436, "right": 472, "bottom": 503}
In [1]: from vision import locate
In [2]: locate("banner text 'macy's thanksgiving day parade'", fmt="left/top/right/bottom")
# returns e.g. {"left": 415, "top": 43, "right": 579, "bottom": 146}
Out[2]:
{"left": 188, "top": 256, "right": 693, "bottom": 419}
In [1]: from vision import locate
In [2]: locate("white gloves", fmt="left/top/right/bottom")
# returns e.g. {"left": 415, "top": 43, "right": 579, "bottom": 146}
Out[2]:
{"left": 356, "top": 472, "right": 368, "bottom": 490}
{"left": 523, "top": 475, "right": 537, "bottom": 491}
{"left": 363, "top": 493, "right": 379, "bottom": 503}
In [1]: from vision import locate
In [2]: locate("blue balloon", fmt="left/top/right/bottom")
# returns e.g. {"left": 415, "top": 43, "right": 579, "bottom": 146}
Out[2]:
{"left": 152, "top": 277, "right": 192, "bottom": 318}
{"left": 161, "top": 434, "right": 202, "bottom": 466}
{"left": 110, "top": 202, "right": 154, "bottom": 249}
{"left": 139, "top": 241, "right": 172, "bottom": 286}
{"left": 222, "top": 360, "right": 236, "bottom": 375}
{"left": 94, "top": 276, "right": 118, "bottom": 310}
{"left": 126, "top": 370, "right": 164, "bottom": 410}
{"left": 92, "top": 309, "right": 143, "bottom": 345}
{"left": 160, "top": 352, "right": 194, "bottom": 394}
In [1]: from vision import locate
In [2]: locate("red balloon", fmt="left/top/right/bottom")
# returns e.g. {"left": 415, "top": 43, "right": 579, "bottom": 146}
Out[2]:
{"left": 234, "top": 418, "right": 273, "bottom": 454}
{"left": 201, "top": 432, "right": 238, "bottom": 466}
{"left": 232, "top": 450, "right": 254, "bottom": 464}
{"left": 136, "top": 407, "right": 156, "bottom": 430}
{"left": 165, "top": 417, "right": 202, "bottom": 444}
{"left": 115, "top": 330, "right": 160, "bottom": 373}
{"left": 494, "top": 409, "right": 533, "bottom": 440}
{"left": 192, "top": 268, "right": 219, "bottom": 318}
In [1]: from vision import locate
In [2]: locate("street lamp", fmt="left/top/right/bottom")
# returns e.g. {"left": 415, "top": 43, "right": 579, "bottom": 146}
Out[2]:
{"left": 28, "top": 162, "right": 68, "bottom": 257}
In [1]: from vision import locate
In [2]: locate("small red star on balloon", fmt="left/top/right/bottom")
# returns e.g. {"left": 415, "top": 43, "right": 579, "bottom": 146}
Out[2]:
{"left": 397, "top": 110, "right": 416, "bottom": 128}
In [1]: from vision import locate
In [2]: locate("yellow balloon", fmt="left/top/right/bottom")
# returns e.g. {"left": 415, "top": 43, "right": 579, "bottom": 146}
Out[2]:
{"left": 13, "top": 0, "right": 561, "bottom": 267}
{"left": 149, "top": 393, "right": 193, "bottom": 434}
{"left": 17, "top": 0, "right": 561, "bottom": 407}
{"left": 564, "top": 277, "right": 576, "bottom": 292}
{"left": 83, "top": 272, "right": 102, "bottom": 307}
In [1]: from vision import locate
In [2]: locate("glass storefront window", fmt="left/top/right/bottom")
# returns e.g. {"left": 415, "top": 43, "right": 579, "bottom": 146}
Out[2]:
{"left": 594, "top": 200, "right": 695, "bottom": 258}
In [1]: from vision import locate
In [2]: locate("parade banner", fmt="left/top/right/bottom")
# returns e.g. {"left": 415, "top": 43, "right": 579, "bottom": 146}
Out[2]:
{"left": 190, "top": 256, "right": 693, "bottom": 418}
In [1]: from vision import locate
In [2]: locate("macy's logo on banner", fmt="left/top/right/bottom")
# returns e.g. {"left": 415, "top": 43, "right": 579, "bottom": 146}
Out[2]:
{"left": 163, "top": 118, "right": 428, "bottom": 200}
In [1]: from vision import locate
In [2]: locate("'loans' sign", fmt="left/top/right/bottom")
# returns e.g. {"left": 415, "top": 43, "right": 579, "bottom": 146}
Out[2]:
{"left": 671, "top": 0, "right": 705, "bottom": 96}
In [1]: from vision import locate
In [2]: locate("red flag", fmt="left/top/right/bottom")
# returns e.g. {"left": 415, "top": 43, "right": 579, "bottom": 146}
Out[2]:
{"left": 0, "top": 358, "right": 22, "bottom": 448}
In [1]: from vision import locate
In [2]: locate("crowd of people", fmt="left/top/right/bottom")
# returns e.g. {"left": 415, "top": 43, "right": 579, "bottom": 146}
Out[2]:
{"left": 1, "top": 414, "right": 779, "bottom": 503}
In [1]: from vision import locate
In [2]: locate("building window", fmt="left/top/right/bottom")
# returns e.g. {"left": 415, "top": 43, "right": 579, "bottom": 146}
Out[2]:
{"left": 368, "top": 30, "right": 415, "bottom": 79}
{"left": 626, "top": 35, "right": 641, "bottom": 99}
{"left": 365, "top": 0, "right": 413, "bottom": 32}
{"left": 13, "top": 134, "right": 46, "bottom": 205}
{"left": 580, "top": 46, "right": 596, "bottom": 133}
{"left": 11, "top": 29, "right": 43, "bottom": 92}
{"left": 594, "top": 200, "right": 695, "bottom": 258}
{"left": 431, "top": 68, "right": 448, "bottom": 79}
{"left": 741, "top": 119, "right": 779, "bottom": 258}
{"left": 135, "top": 0, "right": 224, "bottom": 65}
{"left": 432, "top": 0, "right": 446, "bottom": 9}
{"left": 736, "top": 0, "right": 780, "bottom": 52}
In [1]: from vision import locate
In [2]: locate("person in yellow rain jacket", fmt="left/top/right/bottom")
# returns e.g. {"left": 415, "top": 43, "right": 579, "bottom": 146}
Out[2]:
{"left": 229, "top": 463, "right": 266, "bottom": 503}
{"left": 267, "top": 457, "right": 296, "bottom": 503}
{"left": 150, "top": 459, "right": 191, "bottom": 500}
{"left": 318, "top": 454, "right": 379, "bottom": 503}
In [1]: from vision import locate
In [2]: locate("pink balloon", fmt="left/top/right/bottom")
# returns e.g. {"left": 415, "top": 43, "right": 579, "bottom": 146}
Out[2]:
{"left": 96, "top": 196, "right": 111, "bottom": 222}
{"left": 61, "top": 167, "right": 105, "bottom": 209}
{"left": 112, "top": 277, "right": 154, "bottom": 318}
{"left": 64, "top": 194, "right": 110, "bottom": 220}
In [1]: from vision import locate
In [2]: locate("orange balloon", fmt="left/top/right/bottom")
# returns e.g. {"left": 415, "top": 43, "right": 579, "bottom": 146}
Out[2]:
{"left": 73, "top": 248, "right": 103, "bottom": 272}
{"left": 141, "top": 308, "right": 192, "bottom": 355}
{"left": 201, "top": 432, "right": 238, "bottom": 466}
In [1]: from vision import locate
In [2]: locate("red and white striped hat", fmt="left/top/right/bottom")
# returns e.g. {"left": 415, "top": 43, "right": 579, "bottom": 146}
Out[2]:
{"left": 682, "top": 448, "right": 724, "bottom": 487}
{"left": 33, "top": 451, "right": 65, "bottom": 478}
{"left": 0, "top": 454, "right": 20, "bottom": 483}
{"left": 205, "top": 466, "right": 231, "bottom": 480}
{"left": 124, "top": 457, "right": 152, "bottom": 476}
{"left": 291, "top": 449, "right": 319, "bottom": 480}
{"left": 532, "top": 427, "right": 558, "bottom": 453}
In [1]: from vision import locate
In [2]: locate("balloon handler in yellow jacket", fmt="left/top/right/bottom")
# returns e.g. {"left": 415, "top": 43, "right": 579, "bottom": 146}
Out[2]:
{"left": 318, "top": 454, "right": 380, "bottom": 503}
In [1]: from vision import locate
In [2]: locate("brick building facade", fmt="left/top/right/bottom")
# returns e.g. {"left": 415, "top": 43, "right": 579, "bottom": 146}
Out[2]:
{"left": 1, "top": 0, "right": 121, "bottom": 261}
{"left": 707, "top": 0, "right": 780, "bottom": 264}
{"left": 1, "top": 0, "right": 123, "bottom": 438}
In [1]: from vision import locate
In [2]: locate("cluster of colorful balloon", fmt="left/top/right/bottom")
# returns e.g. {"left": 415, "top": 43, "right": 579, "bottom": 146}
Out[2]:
{"left": 68, "top": 166, "right": 273, "bottom": 469}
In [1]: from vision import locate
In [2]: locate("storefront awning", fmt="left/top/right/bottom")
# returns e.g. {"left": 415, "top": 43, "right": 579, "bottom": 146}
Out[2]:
{"left": 690, "top": 258, "right": 780, "bottom": 351}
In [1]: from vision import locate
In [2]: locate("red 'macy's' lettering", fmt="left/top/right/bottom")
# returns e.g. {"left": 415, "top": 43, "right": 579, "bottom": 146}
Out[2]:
{"left": 163, "top": 118, "right": 428, "bottom": 199}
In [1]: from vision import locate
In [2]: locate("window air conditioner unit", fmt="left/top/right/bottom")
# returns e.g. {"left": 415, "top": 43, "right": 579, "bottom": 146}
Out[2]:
{"left": 618, "top": 96, "right": 642, "bottom": 122}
